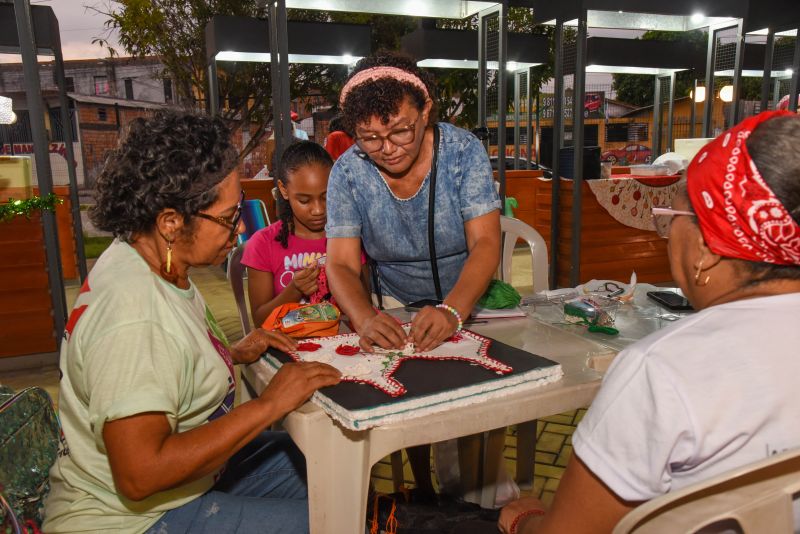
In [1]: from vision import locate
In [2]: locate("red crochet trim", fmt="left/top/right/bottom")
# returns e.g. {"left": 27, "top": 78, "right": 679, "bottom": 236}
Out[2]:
{"left": 297, "top": 342, "right": 321, "bottom": 351}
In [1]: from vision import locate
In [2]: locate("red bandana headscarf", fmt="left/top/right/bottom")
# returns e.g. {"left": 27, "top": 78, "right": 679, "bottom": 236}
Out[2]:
{"left": 687, "top": 110, "right": 800, "bottom": 266}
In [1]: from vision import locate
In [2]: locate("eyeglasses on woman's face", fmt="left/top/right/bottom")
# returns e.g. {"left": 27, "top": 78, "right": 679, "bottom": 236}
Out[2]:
{"left": 650, "top": 206, "right": 695, "bottom": 238}
{"left": 196, "top": 190, "right": 245, "bottom": 242}
{"left": 355, "top": 120, "right": 419, "bottom": 154}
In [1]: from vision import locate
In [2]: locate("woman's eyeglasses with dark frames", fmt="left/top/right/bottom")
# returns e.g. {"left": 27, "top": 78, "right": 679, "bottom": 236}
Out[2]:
{"left": 356, "top": 121, "right": 418, "bottom": 153}
{"left": 196, "top": 190, "right": 245, "bottom": 242}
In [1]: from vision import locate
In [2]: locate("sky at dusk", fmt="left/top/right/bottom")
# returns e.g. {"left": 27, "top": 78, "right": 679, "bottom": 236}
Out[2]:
{"left": 1, "top": 0, "right": 120, "bottom": 63}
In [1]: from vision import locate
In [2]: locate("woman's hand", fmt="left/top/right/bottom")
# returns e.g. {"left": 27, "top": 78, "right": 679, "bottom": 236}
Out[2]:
{"left": 498, "top": 496, "right": 546, "bottom": 534}
{"left": 410, "top": 306, "right": 458, "bottom": 352}
{"left": 357, "top": 312, "right": 408, "bottom": 352}
{"left": 258, "top": 361, "right": 341, "bottom": 416}
{"left": 230, "top": 329, "right": 297, "bottom": 364}
{"left": 291, "top": 266, "right": 320, "bottom": 296}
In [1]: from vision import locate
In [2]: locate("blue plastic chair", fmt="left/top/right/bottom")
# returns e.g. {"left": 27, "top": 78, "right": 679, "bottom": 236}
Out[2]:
{"left": 237, "top": 199, "right": 270, "bottom": 246}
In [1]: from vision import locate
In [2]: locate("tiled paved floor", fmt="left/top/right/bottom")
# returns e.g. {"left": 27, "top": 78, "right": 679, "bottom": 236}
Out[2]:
{"left": 1, "top": 250, "right": 583, "bottom": 505}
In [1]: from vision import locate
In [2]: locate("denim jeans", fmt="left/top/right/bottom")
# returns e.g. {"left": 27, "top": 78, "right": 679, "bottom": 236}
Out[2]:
{"left": 145, "top": 431, "right": 309, "bottom": 534}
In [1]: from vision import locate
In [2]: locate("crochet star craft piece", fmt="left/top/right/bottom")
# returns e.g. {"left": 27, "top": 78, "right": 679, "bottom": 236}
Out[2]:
{"left": 286, "top": 325, "right": 512, "bottom": 397}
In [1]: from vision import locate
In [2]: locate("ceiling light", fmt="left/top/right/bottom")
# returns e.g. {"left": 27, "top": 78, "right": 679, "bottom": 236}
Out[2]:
{"left": 719, "top": 85, "right": 734, "bottom": 102}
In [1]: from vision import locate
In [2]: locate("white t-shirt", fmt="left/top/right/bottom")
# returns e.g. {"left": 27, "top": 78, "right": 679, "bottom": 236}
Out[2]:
{"left": 44, "top": 240, "right": 237, "bottom": 534}
{"left": 574, "top": 292, "right": 800, "bottom": 502}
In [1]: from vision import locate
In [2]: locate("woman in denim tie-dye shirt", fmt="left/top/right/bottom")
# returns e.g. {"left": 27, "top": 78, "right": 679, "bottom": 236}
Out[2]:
{"left": 325, "top": 52, "right": 502, "bottom": 500}
{"left": 326, "top": 52, "right": 501, "bottom": 355}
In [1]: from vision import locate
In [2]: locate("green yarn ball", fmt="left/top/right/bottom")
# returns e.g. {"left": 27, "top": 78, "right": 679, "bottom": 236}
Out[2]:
{"left": 478, "top": 279, "right": 521, "bottom": 309}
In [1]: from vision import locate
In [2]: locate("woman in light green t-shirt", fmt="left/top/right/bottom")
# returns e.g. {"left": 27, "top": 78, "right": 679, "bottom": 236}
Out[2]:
{"left": 44, "top": 111, "right": 340, "bottom": 534}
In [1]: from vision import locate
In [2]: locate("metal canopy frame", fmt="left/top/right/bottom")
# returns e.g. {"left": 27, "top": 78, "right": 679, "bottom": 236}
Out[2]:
{"left": 204, "top": 14, "right": 371, "bottom": 163}
{"left": 3, "top": 1, "right": 90, "bottom": 348}
{"left": 266, "top": 2, "right": 504, "bottom": 167}
{"left": 401, "top": 23, "right": 548, "bottom": 70}
{"left": 478, "top": 3, "right": 508, "bottom": 204}
{"left": 532, "top": 0, "right": 750, "bottom": 287}
{"left": 285, "top": 0, "right": 499, "bottom": 18}
{"left": 745, "top": 0, "right": 800, "bottom": 114}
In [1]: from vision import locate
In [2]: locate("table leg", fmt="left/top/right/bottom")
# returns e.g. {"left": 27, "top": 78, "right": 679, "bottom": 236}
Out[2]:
{"left": 480, "top": 427, "right": 507, "bottom": 509}
{"left": 515, "top": 420, "right": 538, "bottom": 490}
{"left": 287, "top": 414, "right": 372, "bottom": 534}
{"left": 457, "top": 434, "right": 483, "bottom": 503}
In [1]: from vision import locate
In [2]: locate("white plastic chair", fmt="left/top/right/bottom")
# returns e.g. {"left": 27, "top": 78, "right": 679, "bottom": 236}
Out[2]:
{"left": 499, "top": 215, "right": 549, "bottom": 293}
{"left": 498, "top": 216, "right": 549, "bottom": 489}
{"left": 614, "top": 447, "right": 800, "bottom": 533}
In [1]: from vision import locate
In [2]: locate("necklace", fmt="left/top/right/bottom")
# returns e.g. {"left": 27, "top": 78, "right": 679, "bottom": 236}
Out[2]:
{"left": 377, "top": 169, "right": 430, "bottom": 202}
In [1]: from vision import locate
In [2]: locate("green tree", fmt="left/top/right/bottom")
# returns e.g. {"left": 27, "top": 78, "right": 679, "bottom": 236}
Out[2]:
{"left": 91, "top": 1, "right": 357, "bottom": 158}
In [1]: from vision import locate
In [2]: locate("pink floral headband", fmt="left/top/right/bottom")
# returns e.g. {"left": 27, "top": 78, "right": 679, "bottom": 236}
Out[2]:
{"left": 339, "top": 66, "right": 430, "bottom": 106}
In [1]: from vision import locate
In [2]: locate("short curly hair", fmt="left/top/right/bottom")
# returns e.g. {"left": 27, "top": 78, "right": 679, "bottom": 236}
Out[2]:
{"left": 90, "top": 110, "right": 238, "bottom": 241}
{"left": 340, "top": 51, "right": 438, "bottom": 134}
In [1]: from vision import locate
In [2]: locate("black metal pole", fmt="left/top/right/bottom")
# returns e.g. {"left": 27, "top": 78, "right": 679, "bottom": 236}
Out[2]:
{"left": 761, "top": 31, "right": 775, "bottom": 112}
{"left": 653, "top": 76, "right": 663, "bottom": 158}
{"left": 514, "top": 71, "right": 521, "bottom": 170}
{"left": 478, "top": 14, "right": 486, "bottom": 150}
{"left": 731, "top": 19, "right": 745, "bottom": 125}
{"left": 667, "top": 71, "right": 676, "bottom": 153}
{"left": 53, "top": 23, "right": 87, "bottom": 282}
{"left": 690, "top": 78, "right": 697, "bottom": 138}
{"left": 549, "top": 19, "right": 564, "bottom": 289}
{"left": 497, "top": 4, "right": 507, "bottom": 205}
{"left": 269, "top": 0, "right": 292, "bottom": 165}
{"left": 14, "top": 0, "right": 67, "bottom": 344}
{"left": 790, "top": 32, "right": 800, "bottom": 113}
{"left": 534, "top": 88, "right": 540, "bottom": 167}
{"left": 703, "top": 28, "right": 716, "bottom": 138}
{"left": 208, "top": 61, "right": 219, "bottom": 116}
{"left": 569, "top": 9, "right": 587, "bottom": 287}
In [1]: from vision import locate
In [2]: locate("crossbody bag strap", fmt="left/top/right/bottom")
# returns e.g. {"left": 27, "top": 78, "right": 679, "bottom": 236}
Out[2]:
{"left": 428, "top": 125, "right": 443, "bottom": 301}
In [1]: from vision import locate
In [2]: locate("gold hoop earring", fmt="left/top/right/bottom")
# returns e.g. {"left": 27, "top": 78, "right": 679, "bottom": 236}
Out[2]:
{"left": 694, "top": 260, "right": 710, "bottom": 287}
{"left": 159, "top": 236, "right": 178, "bottom": 284}
{"left": 165, "top": 239, "right": 173, "bottom": 274}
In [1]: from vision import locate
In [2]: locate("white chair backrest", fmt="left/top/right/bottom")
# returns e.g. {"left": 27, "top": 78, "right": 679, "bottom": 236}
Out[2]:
{"left": 499, "top": 215, "right": 549, "bottom": 293}
{"left": 614, "top": 447, "right": 800, "bottom": 534}
{"left": 227, "top": 243, "right": 252, "bottom": 336}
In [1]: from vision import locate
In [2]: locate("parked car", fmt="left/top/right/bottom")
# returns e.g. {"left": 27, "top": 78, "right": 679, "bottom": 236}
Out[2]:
{"left": 601, "top": 144, "right": 652, "bottom": 165}
{"left": 584, "top": 93, "right": 602, "bottom": 116}
{"left": 490, "top": 155, "right": 538, "bottom": 171}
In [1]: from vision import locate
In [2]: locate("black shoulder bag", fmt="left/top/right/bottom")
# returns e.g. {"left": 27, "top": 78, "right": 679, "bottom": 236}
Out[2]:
{"left": 372, "top": 125, "right": 443, "bottom": 308}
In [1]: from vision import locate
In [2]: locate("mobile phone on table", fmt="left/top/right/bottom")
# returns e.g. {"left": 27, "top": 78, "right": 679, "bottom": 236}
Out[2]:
{"left": 646, "top": 291, "right": 694, "bottom": 312}
{"left": 404, "top": 299, "right": 442, "bottom": 311}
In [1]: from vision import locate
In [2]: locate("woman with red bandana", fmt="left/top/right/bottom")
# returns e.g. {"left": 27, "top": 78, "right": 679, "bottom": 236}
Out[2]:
{"left": 498, "top": 111, "right": 800, "bottom": 534}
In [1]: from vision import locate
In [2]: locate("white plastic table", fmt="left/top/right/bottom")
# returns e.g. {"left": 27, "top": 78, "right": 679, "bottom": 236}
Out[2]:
{"left": 523, "top": 284, "right": 693, "bottom": 353}
{"left": 244, "top": 310, "right": 614, "bottom": 534}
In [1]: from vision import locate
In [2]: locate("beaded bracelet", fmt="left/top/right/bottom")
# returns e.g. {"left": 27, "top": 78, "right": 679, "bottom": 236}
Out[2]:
{"left": 435, "top": 303, "right": 463, "bottom": 333}
{"left": 509, "top": 509, "right": 546, "bottom": 534}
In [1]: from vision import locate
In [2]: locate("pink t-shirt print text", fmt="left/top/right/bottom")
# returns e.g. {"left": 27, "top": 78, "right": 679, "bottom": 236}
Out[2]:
{"left": 240, "top": 220, "right": 327, "bottom": 296}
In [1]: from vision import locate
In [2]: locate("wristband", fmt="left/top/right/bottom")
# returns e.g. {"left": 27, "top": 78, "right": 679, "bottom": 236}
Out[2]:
{"left": 509, "top": 509, "right": 545, "bottom": 534}
{"left": 435, "top": 303, "right": 462, "bottom": 333}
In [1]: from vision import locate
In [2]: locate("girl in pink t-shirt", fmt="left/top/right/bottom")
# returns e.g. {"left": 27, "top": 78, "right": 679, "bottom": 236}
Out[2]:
{"left": 242, "top": 142, "right": 333, "bottom": 327}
